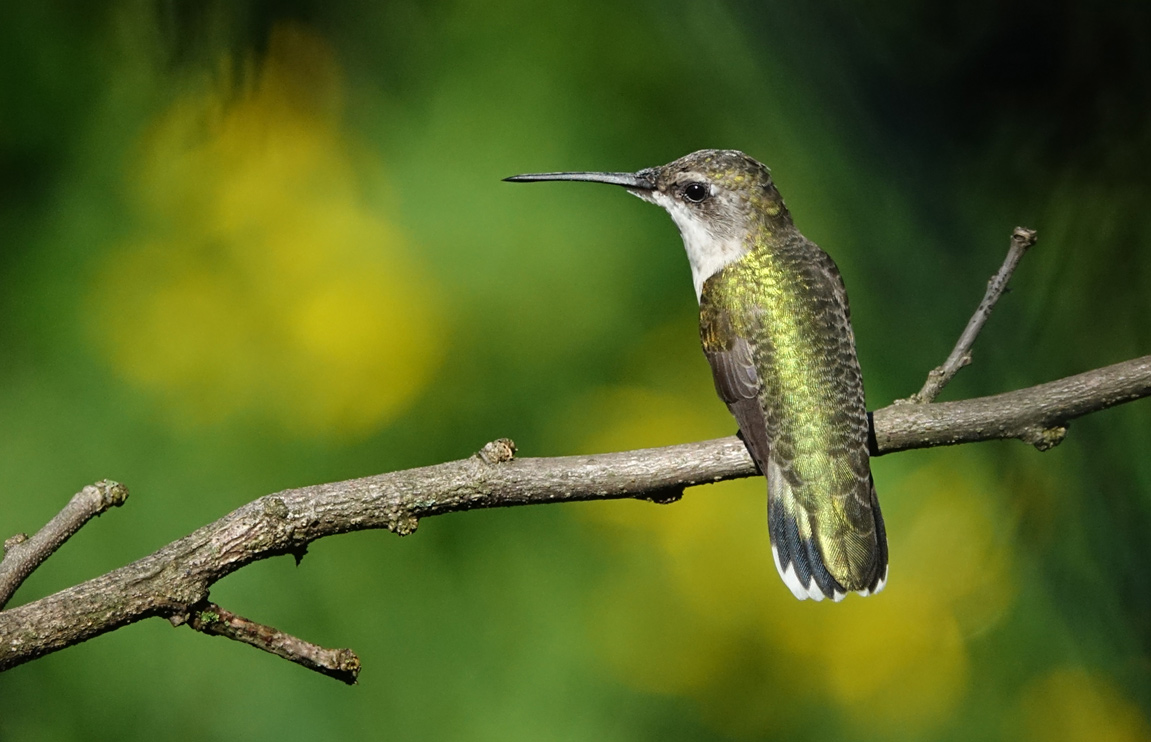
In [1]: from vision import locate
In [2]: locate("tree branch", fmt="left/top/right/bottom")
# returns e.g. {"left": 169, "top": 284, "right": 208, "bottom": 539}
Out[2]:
{"left": 875, "top": 355, "right": 1151, "bottom": 453}
{"left": 907, "top": 227, "right": 1039, "bottom": 403}
{"left": 1, "top": 355, "right": 1148, "bottom": 678}
{"left": 180, "top": 601, "right": 360, "bottom": 684}
{"left": 0, "top": 479, "right": 129, "bottom": 609}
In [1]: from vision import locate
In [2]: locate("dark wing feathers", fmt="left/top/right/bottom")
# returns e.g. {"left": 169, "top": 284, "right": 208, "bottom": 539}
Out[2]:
{"left": 704, "top": 334, "right": 772, "bottom": 475}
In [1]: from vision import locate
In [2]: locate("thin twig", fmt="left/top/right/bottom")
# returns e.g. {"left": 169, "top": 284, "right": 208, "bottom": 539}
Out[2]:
{"left": 181, "top": 601, "right": 360, "bottom": 684}
{"left": 0, "top": 480, "right": 129, "bottom": 609}
{"left": 907, "top": 227, "right": 1039, "bottom": 403}
{"left": 1, "top": 355, "right": 1149, "bottom": 679}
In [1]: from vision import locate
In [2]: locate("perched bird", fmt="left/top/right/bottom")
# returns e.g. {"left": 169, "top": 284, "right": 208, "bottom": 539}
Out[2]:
{"left": 506, "top": 149, "right": 887, "bottom": 601}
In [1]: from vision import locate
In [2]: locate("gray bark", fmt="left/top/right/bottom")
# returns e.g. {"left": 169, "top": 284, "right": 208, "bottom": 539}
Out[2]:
{"left": 1, "top": 355, "right": 1149, "bottom": 675}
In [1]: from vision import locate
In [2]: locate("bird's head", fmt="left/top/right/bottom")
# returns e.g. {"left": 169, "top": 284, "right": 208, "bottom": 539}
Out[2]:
{"left": 506, "top": 149, "right": 791, "bottom": 297}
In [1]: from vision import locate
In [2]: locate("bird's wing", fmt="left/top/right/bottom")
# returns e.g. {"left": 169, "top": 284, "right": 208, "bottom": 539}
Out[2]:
{"left": 700, "top": 255, "right": 887, "bottom": 602}
{"left": 773, "top": 248, "right": 886, "bottom": 600}
{"left": 701, "top": 299, "right": 838, "bottom": 600}
{"left": 699, "top": 300, "right": 772, "bottom": 473}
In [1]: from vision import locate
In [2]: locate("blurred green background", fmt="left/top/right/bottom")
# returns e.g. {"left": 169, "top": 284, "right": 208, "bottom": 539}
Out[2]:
{"left": 3, "top": 1, "right": 1151, "bottom": 740}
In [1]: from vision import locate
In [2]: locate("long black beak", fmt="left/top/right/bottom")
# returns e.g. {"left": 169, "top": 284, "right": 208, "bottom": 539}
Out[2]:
{"left": 503, "top": 171, "right": 656, "bottom": 190}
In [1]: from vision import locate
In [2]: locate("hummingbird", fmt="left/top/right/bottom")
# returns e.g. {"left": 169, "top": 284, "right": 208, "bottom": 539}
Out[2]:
{"left": 506, "top": 149, "right": 887, "bottom": 601}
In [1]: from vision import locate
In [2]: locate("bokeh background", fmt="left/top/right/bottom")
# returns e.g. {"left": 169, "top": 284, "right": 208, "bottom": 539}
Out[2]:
{"left": 3, "top": 1, "right": 1151, "bottom": 740}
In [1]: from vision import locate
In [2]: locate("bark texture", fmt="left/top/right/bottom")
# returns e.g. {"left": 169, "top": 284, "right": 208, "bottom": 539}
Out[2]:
{"left": 1, "top": 356, "right": 1148, "bottom": 674}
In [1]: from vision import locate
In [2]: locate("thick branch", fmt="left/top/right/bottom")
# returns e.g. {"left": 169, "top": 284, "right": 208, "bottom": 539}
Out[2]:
{"left": 1, "top": 356, "right": 1149, "bottom": 675}
{"left": 909, "top": 227, "right": 1038, "bottom": 403}
{"left": 0, "top": 480, "right": 128, "bottom": 609}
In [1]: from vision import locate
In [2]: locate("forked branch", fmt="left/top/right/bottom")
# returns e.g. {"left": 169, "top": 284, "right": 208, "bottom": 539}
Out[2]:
{"left": 0, "top": 480, "right": 128, "bottom": 609}
{"left": 2, "top": 228, "right": 1148, "bottom": 682}
{"left": 1, "top": 355, "right": 1149, "bottom": 676}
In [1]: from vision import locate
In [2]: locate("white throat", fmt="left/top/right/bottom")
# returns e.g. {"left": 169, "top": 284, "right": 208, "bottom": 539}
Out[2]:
{"left": 648, "top": 191, "right": 747, "bottom": 301}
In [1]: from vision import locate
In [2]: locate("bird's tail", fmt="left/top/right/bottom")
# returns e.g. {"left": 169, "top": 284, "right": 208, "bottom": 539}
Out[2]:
{"left": 767, "top": 461, "right": 888, "bottom": 602}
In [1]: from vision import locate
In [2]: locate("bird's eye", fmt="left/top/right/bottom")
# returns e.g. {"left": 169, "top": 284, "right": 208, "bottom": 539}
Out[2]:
{"left": 683, "top": 182, "right": 709, "bottom": 203}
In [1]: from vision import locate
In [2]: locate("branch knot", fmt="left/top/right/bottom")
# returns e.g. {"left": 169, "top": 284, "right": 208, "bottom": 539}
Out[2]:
{"left": 90, "top": 480, "right": 129, "bottom": 512}
{"left": 477, "top": 438, "right": 517, "bottom": 464}
{"left": 3, "top": 534, "right": 29, "bottom": 554}
{"left": 1020, "top": 424, "right": 1068, "bottom": 451}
